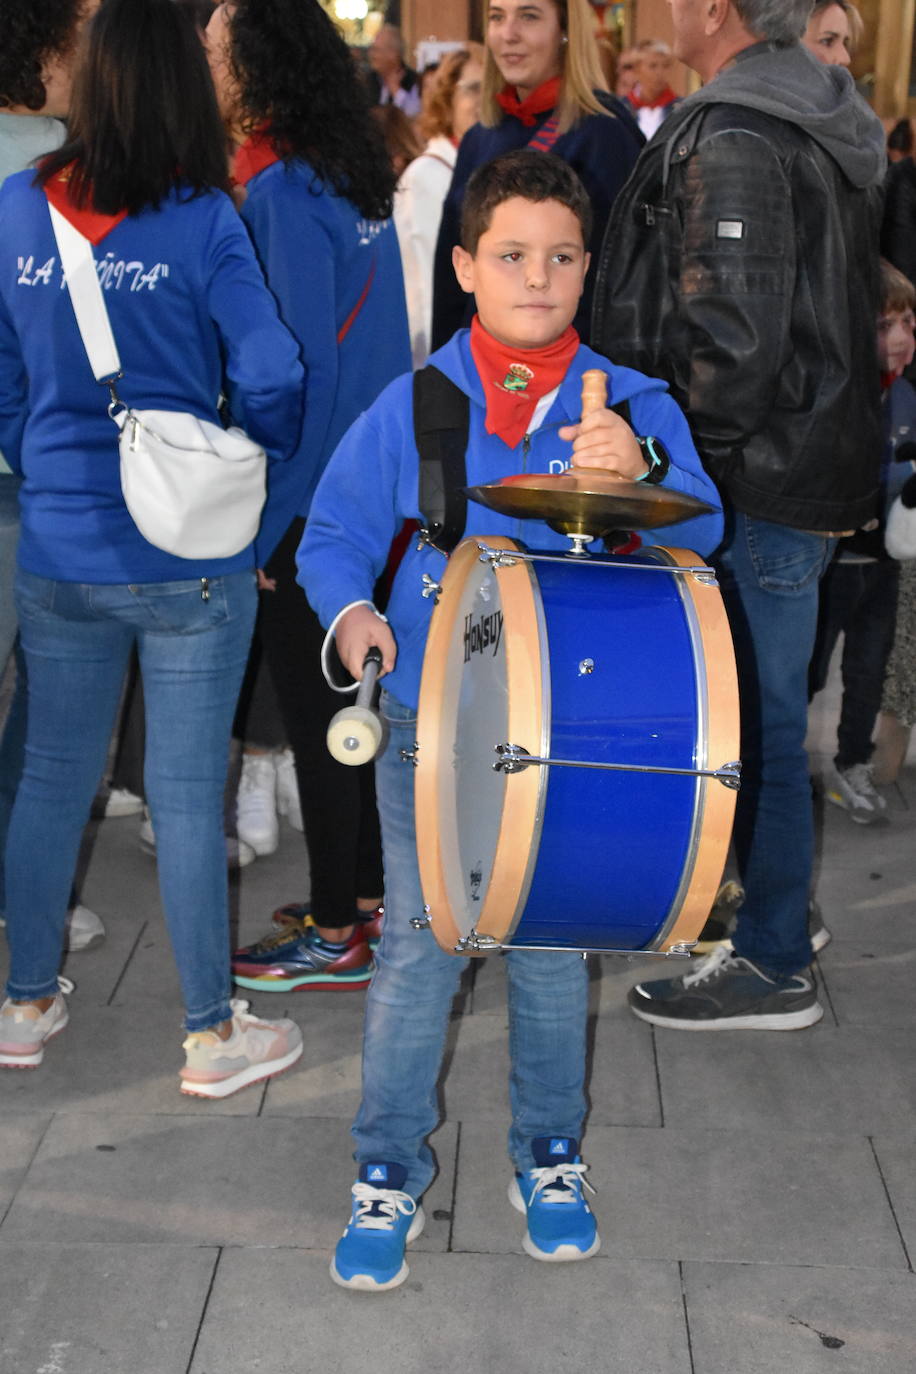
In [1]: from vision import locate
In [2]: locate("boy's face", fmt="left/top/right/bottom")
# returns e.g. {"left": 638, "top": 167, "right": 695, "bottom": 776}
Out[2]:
{"left": 877, "top": 307, "right": 916, "bottom": 377}
{"left": 452, "top": 196, "right": 589, "bottom": 351}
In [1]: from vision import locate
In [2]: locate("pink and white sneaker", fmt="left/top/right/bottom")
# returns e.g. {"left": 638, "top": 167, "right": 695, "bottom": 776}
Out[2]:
{"left": 0, "top": 977, "right": 74, "bottom": 1068}
{"left": 179, "top": 998, "right": 303, "bottom": 1099}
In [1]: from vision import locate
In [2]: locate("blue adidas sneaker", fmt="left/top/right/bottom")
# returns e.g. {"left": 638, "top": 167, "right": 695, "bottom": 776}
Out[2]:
{"left": 331, "top": 1162, "right": 425, "bottom": 1292}
{"left": 508, "top": 1136, "right": 599, "bottom": 1262}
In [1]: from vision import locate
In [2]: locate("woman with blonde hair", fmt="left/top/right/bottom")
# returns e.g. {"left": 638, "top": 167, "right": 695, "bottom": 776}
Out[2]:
{"left": 802, "top": 0, "right": 864, "bottom": 66}
{"left": 395, "top": 43, "right": 484, "bottom": 366}
{"left": 431, "top": 0, "right": 642, "bottom": 349}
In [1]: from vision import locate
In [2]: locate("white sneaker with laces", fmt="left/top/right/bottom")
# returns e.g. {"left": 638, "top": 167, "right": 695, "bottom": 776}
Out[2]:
{"left": 139, "top": 808, "right": 256, "bottom": 867}
{"left": 275, "top": 748, "right": 303, "bottom": 832}
{"left": 0, "top": 976, "right": 74, "bottom": 1068}
{"left": 102, "top": 786, "right": 145, "bottom": 817}
{"left": 826, "top": 762, "right": 888, "bottom": 825}
{"left": 64, "top": 904, "right": 106, "bottom": 952}
{"left": 180, "top": 998, "right": 302, "bottom": 1098}
{"left": 236, "top": 753, "right": 280, "bottom": 855}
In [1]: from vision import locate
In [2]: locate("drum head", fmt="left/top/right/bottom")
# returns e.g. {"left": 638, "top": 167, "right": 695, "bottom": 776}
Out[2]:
{"left": 415, "top": 537, "right": 546, "bottom": 953}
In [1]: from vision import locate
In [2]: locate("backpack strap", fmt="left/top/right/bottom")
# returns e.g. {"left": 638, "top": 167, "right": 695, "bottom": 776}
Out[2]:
{"left": 413, "top": 364, "right": 470, "bottom": 556}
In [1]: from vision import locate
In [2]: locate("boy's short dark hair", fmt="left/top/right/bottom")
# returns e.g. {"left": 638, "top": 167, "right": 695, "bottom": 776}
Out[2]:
{"left": 460, "top": 150, "right": 593, "bottom": 256}
{"left": 880, "top": 258, "right": 916, "bottom": 316}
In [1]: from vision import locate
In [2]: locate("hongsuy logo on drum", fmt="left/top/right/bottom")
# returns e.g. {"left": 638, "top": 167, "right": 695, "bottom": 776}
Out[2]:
{"left": 463, "top": 610, "right": 504, "bottom": 662}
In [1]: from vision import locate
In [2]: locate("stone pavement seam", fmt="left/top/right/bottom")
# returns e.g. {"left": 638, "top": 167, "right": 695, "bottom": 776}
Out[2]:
{"left": 446, "top": 1119, "right": 461, "bottom": 1253}
{"left": 183, "top": 1247, "right": 223, "bottom": 1374}
{"left": 868, "top": 1136, "right": 914, "bottom": 1273}
{"left": 105, "top": 917, "right": 149, "bottom": 1006}
{"left": 0, "top": 1113, "right": 54, "bottom": 1231}
{"left": 677, "top": 1260, "right": 697, "bottom": 1374}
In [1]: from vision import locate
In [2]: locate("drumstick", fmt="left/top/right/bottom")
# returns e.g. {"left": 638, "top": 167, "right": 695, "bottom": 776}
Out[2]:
{"left": 326, "top": 647, "right": 384, "bottom": 765}
{"left": 580, "top": 368, "right": 608, "bottom": 417}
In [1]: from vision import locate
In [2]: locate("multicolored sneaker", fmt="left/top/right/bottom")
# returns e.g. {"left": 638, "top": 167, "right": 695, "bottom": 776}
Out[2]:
{"left": 231, "top": 921, "right": 373, "bottom": 992}
{"left": 179, "top": 999, "right": 302, "bottom": 1098}
{"left": 0, "top": 976, "right": 74, "bottom": 1069}
{"left": 331, "top": 1162, "right": 425, "bottom": 1292}
{"left": 509, "top": 1137, "right": 599, "bottom": 1262}
{"left": 271, "top": 902, "right": 384, "bottom": 951}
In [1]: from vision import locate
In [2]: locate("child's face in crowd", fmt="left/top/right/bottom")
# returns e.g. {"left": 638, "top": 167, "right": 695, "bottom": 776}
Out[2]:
{"left": 877, "top": 308, "right": 916, "bottom": 377}
{"left": 452, "top": 196, "right": 589, "bottom": 350}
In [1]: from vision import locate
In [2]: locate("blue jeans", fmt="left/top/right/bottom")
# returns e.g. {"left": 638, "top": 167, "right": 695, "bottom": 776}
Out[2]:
{"left": 353, "top": 692, "right": 589, "bottom": 1199}
{"left": 0, "top": 474, "right": 21, "bottom": 671}
{"left": 714, "top": 514, "right": 837, "bottom": 978}
{"left": 4, "top": 568, "right": 257, "bottom": 1029}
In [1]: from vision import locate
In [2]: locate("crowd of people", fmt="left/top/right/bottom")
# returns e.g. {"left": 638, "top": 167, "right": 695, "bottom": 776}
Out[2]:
{"left": 0, "top": 0, "right": 913, "bottom": 1294}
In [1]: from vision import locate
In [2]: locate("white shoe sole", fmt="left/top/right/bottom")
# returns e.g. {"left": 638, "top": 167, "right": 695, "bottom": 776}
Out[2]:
{"left": 236, "top": 831, "right": 279, "bottom": 857}
{"left": 629, "top": 1000, "right": 825, "bottom": 1032}
{"left": 507, "top": 1178, "right": 600, "bottom": 1261}
{"left": 0, "top": 1007, "right": 69, "bottom": 1068}
{"left": 180, "top": 1039, "right": 303, "bottom": 1098}
{"left": 329, "top": 1206, "right": 425, "bottom": 1292}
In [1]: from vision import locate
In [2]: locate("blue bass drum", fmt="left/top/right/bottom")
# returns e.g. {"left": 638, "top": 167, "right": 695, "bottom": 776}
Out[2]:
{"left": 415, "top": 536, "right": 740, "bottom": 955}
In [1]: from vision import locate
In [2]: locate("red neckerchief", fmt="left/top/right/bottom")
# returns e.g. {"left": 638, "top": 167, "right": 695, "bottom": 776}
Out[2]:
{"left": 43, "top": 164, "right": 128, "bottom": 245}
{"left": 496, "top": 76, "right": 561, "bottom": 128}
{"left": 231, "top": 127, "right": 282, "bottom": 188}
{"left": 627, "top": 85, "right": 678, "bottom": 110}
{"left": 470, "top": 314, "right": 579, "bottom": 449}
{"left": 881, "top": 371, "right": 898, "bottom": 392}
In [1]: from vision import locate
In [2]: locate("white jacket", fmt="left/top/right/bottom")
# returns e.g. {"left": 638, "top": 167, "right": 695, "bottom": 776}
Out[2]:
{"left": 394, "top": 137, "right": 456, "bottom": 368}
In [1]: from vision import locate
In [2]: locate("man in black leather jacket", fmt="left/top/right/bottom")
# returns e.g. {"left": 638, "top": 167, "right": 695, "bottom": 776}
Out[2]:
{"left": 591, "top": 0, "right": 886, "bottom": 1031}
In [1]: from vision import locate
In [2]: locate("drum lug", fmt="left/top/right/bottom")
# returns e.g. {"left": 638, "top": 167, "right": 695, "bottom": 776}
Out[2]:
{"left": 410, "top": 906, "right": 432, "bottom": 930}
{"left": 399, "top": 742, "right": 419, "bottom": 766}
{"left": 493, "top": 742, "right": 532, "bottom": 774}
{"left": 578, "top": 658, "right": 595, "bottom": 676}
{"left": 716, "top": 761, "right": 742, "bottom": 790}
{"left": 421, "top": 573, "right": 442, "bottom": 603}
{"left": 476, "top": 543, "right": 518, "bottom": 569}
{"left": 454, "top": 929, "right": 502, "bottom": 953}
{"left": 666, "top": 941, "right": 697, "bottom": 956}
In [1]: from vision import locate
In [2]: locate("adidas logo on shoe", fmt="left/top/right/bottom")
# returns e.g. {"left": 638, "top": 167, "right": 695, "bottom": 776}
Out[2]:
{"left": 549, "top": 1139, "right": 570, "bottom": 1155}
{"left": 368, "top": 1165, "right": 388, "bottom": 1183}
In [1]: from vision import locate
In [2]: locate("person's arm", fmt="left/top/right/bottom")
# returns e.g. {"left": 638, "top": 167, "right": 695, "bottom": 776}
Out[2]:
{"left": 670, "top": 126, "right": 795, "bottom": 486}
{"left": 627, "top": 386, "right": 725, "bottom": 555}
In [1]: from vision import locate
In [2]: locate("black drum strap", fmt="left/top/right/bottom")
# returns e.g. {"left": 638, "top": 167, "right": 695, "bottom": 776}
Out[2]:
{"left": 413, "top": 364, "right": 634, "bottom": 556}
{"left": 414, "top": 365, "right": 470, "bottom": 556}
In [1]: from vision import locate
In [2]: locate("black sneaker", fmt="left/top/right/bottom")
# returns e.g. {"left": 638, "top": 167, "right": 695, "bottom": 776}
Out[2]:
{"left": 628, "top": 943, "right": 823, "bottom": 1031}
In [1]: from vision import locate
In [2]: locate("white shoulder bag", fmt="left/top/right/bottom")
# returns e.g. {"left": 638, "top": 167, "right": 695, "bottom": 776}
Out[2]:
{"left": 49, "top": 202, "right": 267, "bottom": 560}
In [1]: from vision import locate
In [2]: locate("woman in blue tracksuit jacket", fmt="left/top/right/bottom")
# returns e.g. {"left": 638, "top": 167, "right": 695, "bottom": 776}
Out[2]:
{"left": 0, "top": 0, "right": 305, "bottom": 1092}
{"left": 431, "top": 0, "right": 643, "bottom": 351}
{"left": 206, "top": 0, "right": 411, "bottom": 981}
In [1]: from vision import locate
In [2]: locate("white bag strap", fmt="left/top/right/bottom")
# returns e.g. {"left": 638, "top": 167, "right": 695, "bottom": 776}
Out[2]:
{"left": 48, "top": 201, "right": 122, "bottom": 384}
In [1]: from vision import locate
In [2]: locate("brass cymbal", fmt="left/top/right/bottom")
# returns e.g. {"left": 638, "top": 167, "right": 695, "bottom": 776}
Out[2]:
{"left": 465, "top": 469, "right": 716, "bottom": 539}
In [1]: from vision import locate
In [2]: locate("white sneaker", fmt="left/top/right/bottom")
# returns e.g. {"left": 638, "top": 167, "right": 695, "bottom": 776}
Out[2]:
{"left": 139, "top": 808, "right": 256, "bottom": 868}
{"left": 236, "top": 753, "right": 280, "bottom": 855}
{"left": 102, "top": 786, "right": 144, "bottom": 817}
{"left": 179, "top": 998, "right": 303, "bottom": 1098}
{"left": 826, "top": 762, "right": 888, "bottom": 825}
{"left": 64, "top": 904, "right": 106, "bottom": 952}
{"left": 275, "top": 748, "right": 303, "bottom": 831}
{"left": 0, "top": 976, "right": 74, "bottom": 1068}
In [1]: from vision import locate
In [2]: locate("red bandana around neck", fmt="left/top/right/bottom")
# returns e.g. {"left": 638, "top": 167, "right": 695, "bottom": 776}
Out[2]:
{"left": 496, "top": 76, "right": 561, "bottom": 127}
{"left": 470, "top": 314, "right": 579, "bottom": 449}
{"left": 43, "top": 164, "right": 128, "bottom": 245}
{"left": 231, "top": 127, "right": 282, "bottom": 188}
{"left": 628, "top": 85, "right": 678, "bottom": 111}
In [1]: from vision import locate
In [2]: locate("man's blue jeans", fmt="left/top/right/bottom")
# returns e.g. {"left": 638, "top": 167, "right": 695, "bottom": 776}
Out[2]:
{"left": 354, "top": 692, "right": 589, "bottom": 1199}
{"left": 4, "top": 568, "right": 257, "bottom": 1030}
{"left": 714, "top": 513, "right": 837, "bottom": 978}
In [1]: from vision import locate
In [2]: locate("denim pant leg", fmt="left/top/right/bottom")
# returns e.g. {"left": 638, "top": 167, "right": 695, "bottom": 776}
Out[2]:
{"left": 5, "top": 573, "right": 132, "bottom": 1000}
{"left": 836, "top": 561, "right": 900, "bottom": 769}
{"left": 137, "top": 572, "right": 257, "bottom": 1031}
{"left": 352, "top": 691, "right": 464, "bottom": 1199}
{"left": 716, "top": 514, "right": 836, "bottom": 978}
{"left": 0, "top": 640, "right": 27, "bottom": 916}
{"left": 0, "top": 475, "right": 22, "bottom": 671}
{"left": 505, "top": 947, "right": 588, "bottom": 1172}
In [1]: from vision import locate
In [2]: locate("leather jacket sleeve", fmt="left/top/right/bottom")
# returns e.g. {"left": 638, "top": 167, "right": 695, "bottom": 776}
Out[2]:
{"left": 672, "top": 125, "right": 795, "bottom": 484}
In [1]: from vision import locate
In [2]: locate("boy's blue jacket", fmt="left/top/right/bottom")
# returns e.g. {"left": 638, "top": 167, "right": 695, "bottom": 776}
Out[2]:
{"left": 239, "top": 158, "right": 411, "bottom": 562}
{"left": 0, "top": 173, "right": 303, "bottom": 583}
{"left": 299, "top": 329, "right": 723, "bottom": 710}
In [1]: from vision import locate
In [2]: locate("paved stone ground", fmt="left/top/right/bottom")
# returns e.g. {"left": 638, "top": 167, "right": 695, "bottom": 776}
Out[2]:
{"left": 1, "top": 664, "right": 915, "bottom": 1374}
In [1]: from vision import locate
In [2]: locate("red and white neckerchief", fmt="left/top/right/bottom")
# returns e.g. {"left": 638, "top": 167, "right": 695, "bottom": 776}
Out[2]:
{"left": 42, "top": 164, "right": 128, "bottom": 245}
{"left": 469, "top": 314, "right": 579, "bottom": 450}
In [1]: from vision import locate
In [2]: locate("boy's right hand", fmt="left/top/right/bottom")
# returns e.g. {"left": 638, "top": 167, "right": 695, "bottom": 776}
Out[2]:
{"left": 336, "top": 605, "right": 397, "bottom": 681}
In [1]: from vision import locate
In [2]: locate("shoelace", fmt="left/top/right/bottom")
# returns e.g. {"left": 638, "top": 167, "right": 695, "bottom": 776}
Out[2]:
{"left": 243, "top": 925, "right": 308, "bottom": 954}
{"left": 681, "top": 941, "right": 735, "bottom": 989}
{"left": 527, "top": 1162, "right": 595, "bottom": 1205}
{"left": 350, "top": 1181, "right": 417, "bottom": 1231}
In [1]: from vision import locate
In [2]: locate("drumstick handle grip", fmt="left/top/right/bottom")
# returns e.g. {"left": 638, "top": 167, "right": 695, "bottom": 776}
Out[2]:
{"left": 580, "top": 369, "right": 608, "bottom": 417}
{"left": 356, "top": 646, "right": 382, "bottom": 709}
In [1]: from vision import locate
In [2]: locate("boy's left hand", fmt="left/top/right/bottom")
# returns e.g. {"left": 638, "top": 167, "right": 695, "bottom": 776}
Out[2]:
{"left": 558, "top": 409, "right": 646, "bottom": 481}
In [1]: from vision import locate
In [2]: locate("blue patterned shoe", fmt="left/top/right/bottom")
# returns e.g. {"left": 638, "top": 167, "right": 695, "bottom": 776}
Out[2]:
{"left": 232, "top": 921, "right": 372, "bottom": 992}
{"left": 509, "top": 1137, "right": 599, "bottom": 1262}
{"left": 331, "top": 1163, "right": 425, "bottom": 1292}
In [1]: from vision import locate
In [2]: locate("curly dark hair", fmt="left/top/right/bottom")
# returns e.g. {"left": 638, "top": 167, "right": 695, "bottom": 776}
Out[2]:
{"left": 228, "top": 0, "right": 395, "bottom": 221}
{"left": 0, "top": 0, "right": 84, "bottom": 110}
